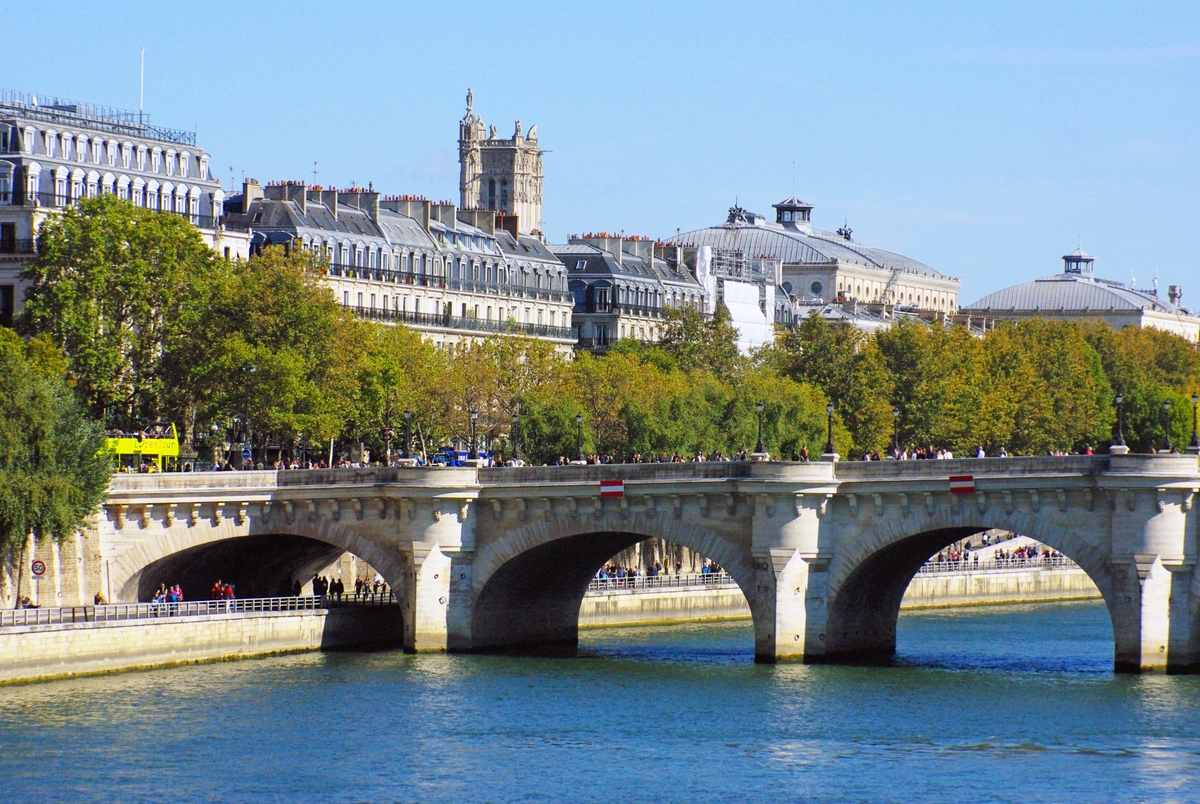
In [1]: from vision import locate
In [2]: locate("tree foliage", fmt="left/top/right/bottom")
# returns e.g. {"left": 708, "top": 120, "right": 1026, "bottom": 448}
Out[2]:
{"left": 0, "top": 330, "right": 109, "bottom": 562}
{"left": 13, "top": 196, "right": 1200, "bottom": 468}
{"left": 18, "top": 195, "right": 222, "bottom": 430}
{"left": 184, "top": 246, "right": 362, "bottom": 448}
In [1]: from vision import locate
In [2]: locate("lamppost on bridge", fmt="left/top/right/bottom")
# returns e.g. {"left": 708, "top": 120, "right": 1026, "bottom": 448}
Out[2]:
{"left": 1189, "top": 392, "right": 1200, "bottom": 454}
{"left": 1162, "top": 400, "right": 1173, "bottom": 453}
{"left": 383, "top": 389, "right": 394, "bottom": 464}
{"left": 822, "top": 402, "right": 837, "bottom": 461}
{"left": 512, "top": 407, "right": 521, "bottom": 465}
{"left": 754, "top": 401, "right": 766, "bottom": 455}
{"left": 1111, "top": 394, "right": 1128, "bottom": 454}
{"left": 575, "top": 412, "right": 585, "bottom": 463}
{"left": 403, "top": 410, "right": 413, "bottom": 459}
{"left": 469, "top": 409, "right": 479, "bottom": 460}
{"left": 892, "top": 408, "right": 900, "bottom": 456}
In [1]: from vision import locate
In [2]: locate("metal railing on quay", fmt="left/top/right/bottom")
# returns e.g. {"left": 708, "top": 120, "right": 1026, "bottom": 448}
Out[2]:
{"left": 0, "top": 592, "right": 398, "bottom": 629}
{"left": 916, "top": 555, "right": 1078, "bottom": 574}
{"left": 587, "top": 571, "right": 735, "bottom": 592}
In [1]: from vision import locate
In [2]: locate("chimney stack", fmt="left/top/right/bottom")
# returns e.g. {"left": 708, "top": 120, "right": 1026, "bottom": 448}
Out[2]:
{"left": 1168, "top": 285, "right": 1182, "bottom": 306}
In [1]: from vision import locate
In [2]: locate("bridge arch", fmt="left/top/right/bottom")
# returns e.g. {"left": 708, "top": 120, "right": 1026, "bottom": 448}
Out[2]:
{"left": 110, "top": 518, "right": 408, "bottom": 606}
{"left": 466, "top": 513, "right": 757, "bottom": 654}
{"left": 817, "top": 504, "right": 1125, "bottom": 666}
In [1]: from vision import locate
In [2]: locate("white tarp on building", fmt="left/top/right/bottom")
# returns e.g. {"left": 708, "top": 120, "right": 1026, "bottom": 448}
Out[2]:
{"left": 722, "top": 279, "right": 774, "bottom": 354}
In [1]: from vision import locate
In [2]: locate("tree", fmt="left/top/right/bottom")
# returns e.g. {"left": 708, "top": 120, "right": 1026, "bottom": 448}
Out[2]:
{"left": 184, "top": 246, "right": 361, "bottom": 457}
{"left": 657, "top": 304, "right": 742, "bottom": 380}
{"left": 350, "top": 324, "right": 447, "bottom": 460}
{"left": 444, "top": 336, "right": 567, "bottom": 458}
{"left": 0, "top": 331, "right": 109, "bottom": 604}
{"left": 1081, "top": 322, "right": 1200, "bottom": 452}
{"left": 772, "top": 312, "right": 894, "bottom": 455}
{"left": 18, "top": 195, "right": 223, "bottom": 430}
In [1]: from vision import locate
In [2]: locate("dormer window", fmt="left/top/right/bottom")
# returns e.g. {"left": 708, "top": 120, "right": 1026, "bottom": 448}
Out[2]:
{"left": 575, "top": 260, "right": 587, "bottom": 271}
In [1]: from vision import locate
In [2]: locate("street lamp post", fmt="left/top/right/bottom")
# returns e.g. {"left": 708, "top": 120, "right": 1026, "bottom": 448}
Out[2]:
{"left": 383, "top": 390, "right": 393, "bottom": 464}
{"left": 1113, "top": 395, "right": 1126, "bottom": 448}
{"left": 512, "top": 410, "right": 521, "bottom": 464}
{"left": 210, "top": 422, "right": 221, "bottom": 465}
{"left": 892, "top": 409, "right": 900, "bottom": 456}
{"left": 403, "top": 410, "right": 413, "bottom": 459}
{"left": 1162, "top": 400, "right": 1173, "bottom": 453}
{"left": 754, "top": 401, "right": 765, "bottom": 454}
{"left": 469, "top": 409, "right": 479, "bottom": 460}
{"left": 1189, "top": 392, "right": 1200, "bottom": 454}
{"left": 823, "top": 403, "right": 835, "bottom": 456}
{"left": 576, "top": 412, "right": 585, "bottom": 462}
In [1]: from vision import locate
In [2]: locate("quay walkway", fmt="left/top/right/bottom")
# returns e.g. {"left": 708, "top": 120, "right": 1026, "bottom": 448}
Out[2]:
{"left": 0, "top": 593, "right": 397, "bottom": 630}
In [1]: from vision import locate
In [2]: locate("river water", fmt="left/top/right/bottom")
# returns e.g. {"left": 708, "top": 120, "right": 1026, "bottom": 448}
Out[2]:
{"left": 3, "top": 600, "right": 1200, "bottom": 803}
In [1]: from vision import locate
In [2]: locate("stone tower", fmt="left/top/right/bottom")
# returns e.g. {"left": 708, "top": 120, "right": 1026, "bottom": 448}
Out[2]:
{"left": 458, "top": 89, "right": 543, "bottom": 234}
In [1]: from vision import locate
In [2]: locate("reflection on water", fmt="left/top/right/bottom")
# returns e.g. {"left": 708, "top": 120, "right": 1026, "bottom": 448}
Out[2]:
{"left": 3, "top": 600, "right": 1200, "bottom": 803}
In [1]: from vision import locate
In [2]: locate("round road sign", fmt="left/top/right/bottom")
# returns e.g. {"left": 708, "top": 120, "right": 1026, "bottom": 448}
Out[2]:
{"left": 241, "top": 447, "right": 252, "bottom": 461}
{"left": 31, "top": 560, "right": 46, "bottom": 577}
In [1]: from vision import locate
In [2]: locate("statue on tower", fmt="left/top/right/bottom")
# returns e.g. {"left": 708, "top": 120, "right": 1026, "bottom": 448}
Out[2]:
{"left": 466, "top": 88, "right": 473, "bottom": 115}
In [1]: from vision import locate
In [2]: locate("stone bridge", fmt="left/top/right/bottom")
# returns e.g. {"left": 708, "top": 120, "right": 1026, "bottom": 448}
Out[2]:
{"left": 96, "top": 454, "right": 1200, "bottom": 672}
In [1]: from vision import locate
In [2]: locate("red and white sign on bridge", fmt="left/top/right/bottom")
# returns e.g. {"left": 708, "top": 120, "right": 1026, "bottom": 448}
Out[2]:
{"left": 599, "top": 479, "right": 625, "bottom": 499}
{"left": 948, "top": 475, "right": 976, "bottom": 494}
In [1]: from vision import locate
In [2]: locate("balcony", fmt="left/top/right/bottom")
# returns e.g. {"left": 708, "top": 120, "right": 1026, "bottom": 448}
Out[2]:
{"left": 0, "top": 238, "right": 35, "bottom": 256}
{"left": 576, "top": 302, "right": 664, "bottom": 318}
{"left": 348, "top": 304, "right": 575, "bottom": 340}
{"left": 3, "top": 192, "right": 221, "bottom": 229}
{"left": 325, "top": 263, "right": 572, "bottom": 302}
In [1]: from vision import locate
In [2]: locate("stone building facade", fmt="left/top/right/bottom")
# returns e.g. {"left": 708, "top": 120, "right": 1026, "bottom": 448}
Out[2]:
{"left": 550, "top": 235, "right": 706, "bottom": 351}
{"left": 224, "top": 180, "right": 575, "bottom": 350}
{"left": 0, "top": 89, "right": 249, "bottom": 326}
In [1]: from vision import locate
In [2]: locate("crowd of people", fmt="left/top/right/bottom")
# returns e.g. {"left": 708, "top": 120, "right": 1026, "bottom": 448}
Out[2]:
{"left": 210, "top": 579, "right": 236, "bottom": 601}
{"left": 594, "top": 559, "right": 724, "bottom": 581}
{"left": 310, "top": 575, "right": 345, "bottom": 598}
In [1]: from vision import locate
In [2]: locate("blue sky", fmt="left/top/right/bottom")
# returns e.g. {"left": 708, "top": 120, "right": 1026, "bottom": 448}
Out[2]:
{"left": 6, "top": 1, "right": 1199, "bottom": 301}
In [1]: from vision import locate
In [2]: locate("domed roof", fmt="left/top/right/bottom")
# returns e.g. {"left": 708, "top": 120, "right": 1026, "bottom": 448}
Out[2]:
{"left": 964, "top": 272, "right": 1188, "bottom": 315}
{"left": 667, "top": 202, "right": 947, "bottom": 279}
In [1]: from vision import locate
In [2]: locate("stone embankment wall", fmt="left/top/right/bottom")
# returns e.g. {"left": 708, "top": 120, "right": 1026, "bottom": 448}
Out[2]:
{"left": 579, "top": 584, "right": 750, "bottom": 627}
{"left": 577, "top": 567, "right": 1101, "bottom": 628}
{"left": 900, "top": 566, "right": 1100, "bottom": 608}
{"left": 0, "top": 607, "right": 402, "bottom": 684}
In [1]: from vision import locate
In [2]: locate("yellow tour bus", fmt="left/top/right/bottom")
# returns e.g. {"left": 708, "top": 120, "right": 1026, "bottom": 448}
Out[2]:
{"left": 103, "top": 423, "right": 180, "bottom": 472}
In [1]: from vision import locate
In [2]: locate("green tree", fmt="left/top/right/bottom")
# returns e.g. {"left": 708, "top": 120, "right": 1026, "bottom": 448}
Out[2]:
{"left": 1082, "top": 322, "right": 1200, "bottom": 451}
{"left": 657, "top": 304, "right": 742, "bottom": 380}
{"left": 772, "top": 312, "right": 894, "bottom": 455}
{"left": 18, "top": 195, "right": 224, "bottom": 430}
{"left": 0, "top": 331, "right": 109, "bottom": 604}
{"left": 186, "top": 246, "right": 360, "bottom": 457}
{"left": 350, "top": 324, "right": 448, "bottom": 460}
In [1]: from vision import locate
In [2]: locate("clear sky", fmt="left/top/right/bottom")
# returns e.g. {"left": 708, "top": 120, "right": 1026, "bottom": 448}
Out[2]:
{"left": 6, "top": 1, "right": 1199, "bottom": 302}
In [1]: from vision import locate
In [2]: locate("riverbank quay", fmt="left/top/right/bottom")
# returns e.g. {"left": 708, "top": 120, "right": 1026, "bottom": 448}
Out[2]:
{"left": 578, "top": 560, "right": 1100, "bottom": 627}
{"left": 902, "top": 557, "right": 1100, "bottom": 609}
{"left": 0, "top": 595, "right": 401, "bottom": 684}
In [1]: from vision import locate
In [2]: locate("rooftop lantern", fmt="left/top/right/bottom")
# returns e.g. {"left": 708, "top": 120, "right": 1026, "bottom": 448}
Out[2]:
{"left": 1063, "top": 247, "right": 1095, "bottom": 276}
{"left": 772, "top": 195, "right": 814, "bottom": 228}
